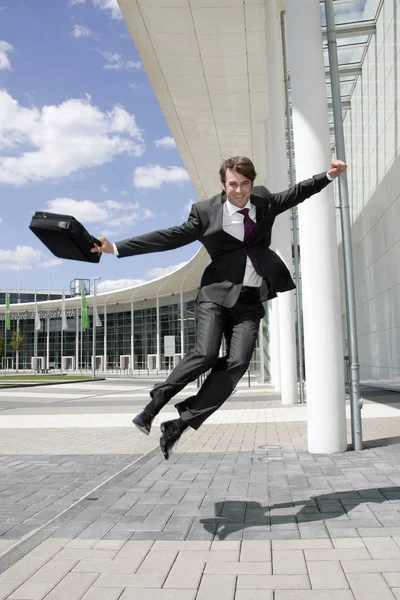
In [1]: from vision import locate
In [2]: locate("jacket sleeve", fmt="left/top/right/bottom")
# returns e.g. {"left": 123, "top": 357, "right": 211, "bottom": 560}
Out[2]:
{"left": 269, "top": 172, "right": 332, "bottom": 216}
{"left": 115, "top": 204, "right": 201, "bottom": 258}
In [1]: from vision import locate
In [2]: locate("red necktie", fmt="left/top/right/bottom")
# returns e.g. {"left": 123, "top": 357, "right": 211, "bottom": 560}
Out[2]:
{"left": 238, "top": 208, "right": 263, "bottom": 276}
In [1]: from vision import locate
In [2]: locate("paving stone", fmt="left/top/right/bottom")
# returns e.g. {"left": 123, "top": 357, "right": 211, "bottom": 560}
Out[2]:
{"left": 205, "top": 561, "right": 271, "bottom": 575}
{"left": 240, "top": 540, "right": 271, "bottom": 561}
{"left": 0, "top": 584, "right": 18, "bottom": 600}
{"left": 347, "top": 573, "right": 395, "bottom": 599}
{"left": 136, "top": 550, "right": 177, "bottom": 577}
{"left": 237, "top": 574, "right": 310, "bottom": 590}
{"left": 234, "top": 592, "right": 273, "bottom": 600}
{"left": 196, "top": 574, "right": 236, "bottom": 600}
{"left": 383, "top": 573, "right": 400, "bottom": 587}
{"left": 272, "top": 539, "right": 333, "bottom": 550}
{"left": 119, "top": 590, "right": 196, "bottom": 600}
{"left": 363, "top": 536, "right": 400, "bottom": 558}
{"left": 307, "top": 561, "right": 349, "bottom": 589}
{"left": 55, "top": 548, "right": 117, "bottom": 561}
{"left": 164, "top": 560, "right": 204, "bottom": 588}
{"left": 152, "top": 541, "right": 211, "bottom": 551}
{"left": 93, "top": 573, "right": 164, "bottom": 587}
{"left": 40, "top": 572, "right": 98, "bottom": 600}
{"left": 273, "top": 549, "right": 307, "bottom": 574}
{"left": 0, "top": 557, "right": 51, "bottom": 585}
{"left": 342, "top": 559, "right": 400, "bottom": 573}
{"left": 274, "top": 591, "right": 355, "bottom": 599}
{"left": 9, "top": 559, "right": 77, "bottom": 600}
{"left": 73, "top": 559, "right": 144, "bottom": 573}
{"left": 81, "top": 586, "right": 124, "bottom": 600}
{"left": 114, "top": 540, "right": 153, "bottom": 560}
{"left": 305, "top": 548, "right": 371, "bottom": 561}
{"left": 177, "top": 550, "right": 239, "bottom": 563}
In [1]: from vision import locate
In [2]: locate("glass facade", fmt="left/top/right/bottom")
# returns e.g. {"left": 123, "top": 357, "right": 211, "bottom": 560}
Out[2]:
{"left": 0, "top": 291, "right": 262, "bottom": 377}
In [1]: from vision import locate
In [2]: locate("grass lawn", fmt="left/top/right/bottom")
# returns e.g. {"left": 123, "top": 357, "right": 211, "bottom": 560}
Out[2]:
{"left": 0, "top": 375, "right": 103, "bottom": 385}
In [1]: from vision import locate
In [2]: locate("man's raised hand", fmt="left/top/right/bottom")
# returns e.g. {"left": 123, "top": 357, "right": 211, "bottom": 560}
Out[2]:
{"left": 328, "top": 159, "right": 347, "bottom": 179}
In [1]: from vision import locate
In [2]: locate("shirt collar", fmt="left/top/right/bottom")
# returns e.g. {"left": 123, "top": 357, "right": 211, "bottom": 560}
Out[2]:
{"left": 225, "top": 198, "right": 253, "bottom": 216}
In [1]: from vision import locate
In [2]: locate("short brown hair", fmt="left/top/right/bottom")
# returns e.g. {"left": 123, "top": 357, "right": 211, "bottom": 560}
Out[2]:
{"left": 219, "top": 156, "right": 257, "bottom": 185}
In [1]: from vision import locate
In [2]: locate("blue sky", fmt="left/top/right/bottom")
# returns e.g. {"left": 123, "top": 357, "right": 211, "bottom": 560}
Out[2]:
{"left": 0, "top": 0, "right": 200, "bottom": 293}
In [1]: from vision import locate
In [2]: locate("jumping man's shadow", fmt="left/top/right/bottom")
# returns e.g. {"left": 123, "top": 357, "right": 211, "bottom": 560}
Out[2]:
{"left": 200, "top": 486, "right": 400, "bottom": 540}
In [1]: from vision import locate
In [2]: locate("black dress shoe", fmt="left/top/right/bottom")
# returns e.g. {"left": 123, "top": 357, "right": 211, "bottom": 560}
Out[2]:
{"left": 159, "top": 420, "right": 181, "bottom": 460}
{"left": 132, "top": 410, "right": 154, "bottom": 435}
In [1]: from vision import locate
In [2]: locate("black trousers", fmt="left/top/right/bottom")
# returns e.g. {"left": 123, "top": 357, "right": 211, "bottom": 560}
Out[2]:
{"left": 145, "top": 287, "right": 264, "bottom": 430}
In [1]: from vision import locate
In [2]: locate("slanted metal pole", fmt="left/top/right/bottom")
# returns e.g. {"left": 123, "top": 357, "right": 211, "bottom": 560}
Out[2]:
{"left": 325, "top": 0, "right": 363, "bottom": 450}
{"left": 280, "top": 10, "right": 305, "bottom": 404}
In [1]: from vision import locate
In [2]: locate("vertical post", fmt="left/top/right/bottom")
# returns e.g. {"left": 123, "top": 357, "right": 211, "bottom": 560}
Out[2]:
{"left": 60, "top": 322, "right": 63, "bottom": 374}
{"left": 180, "top": 291, "right": 185, "bottom": 359}
{"left": 286, "top": 0, "right": 347, "bottom": 453}
{"left": 34, "top": 294, "right": 38, "bottom": 374}
{"left": 103, "top": 304, "right": 107, "bottom": 373}
{"left": 75, "top": 308, "right": 79, "bottom": 372}
{"left": 92, "top": 277, "right": 100, "bottom": 380}
{"left": 131, "top": 301, "right": 134, "bottom": 373}
{"left": 46, "top": 313, "right": 50, "bottom": 371}
{"left": 280, "top": 9, "right": 305, "bottom": 403}
{"left": 156, "top": 295, "right": 160, "bottom": 371}
{"left": 80, "top": 305, "right": 83, "bottom": 375}
{"left": 265, "top": 0, "right": 298, "bottom": 405}
{"left": 325, "top": 0, "right": 362, "bottom": 450}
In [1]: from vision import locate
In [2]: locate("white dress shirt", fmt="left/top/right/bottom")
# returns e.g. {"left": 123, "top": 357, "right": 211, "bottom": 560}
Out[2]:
{"left": 223, "top": 198, "right": 263, "bottom": 288}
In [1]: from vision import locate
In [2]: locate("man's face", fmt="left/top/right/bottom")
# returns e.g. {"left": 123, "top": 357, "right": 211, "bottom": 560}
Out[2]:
{"left": 222, "top": 168, "right": 252, "bottom": 208}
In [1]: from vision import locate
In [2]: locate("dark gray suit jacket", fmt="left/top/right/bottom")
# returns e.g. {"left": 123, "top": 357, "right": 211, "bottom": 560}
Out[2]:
{"left": 116, "top": 172, "right": 332, "bottom": 307}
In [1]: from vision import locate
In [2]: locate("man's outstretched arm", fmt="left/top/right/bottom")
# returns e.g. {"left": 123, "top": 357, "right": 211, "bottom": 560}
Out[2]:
{"left": 92, "top": 204, "right": 201, "bottom": 258}
{"left": 270, "top": 159, "right": 347, "bottom": 215}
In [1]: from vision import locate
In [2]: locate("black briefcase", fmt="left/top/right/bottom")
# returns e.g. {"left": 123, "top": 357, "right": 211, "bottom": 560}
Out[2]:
{"left": 29, "top": 212, "right": 102, "bottom": 263}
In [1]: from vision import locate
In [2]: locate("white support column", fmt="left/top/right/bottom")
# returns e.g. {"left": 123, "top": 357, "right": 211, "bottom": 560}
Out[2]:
{"left": 156, "top": 296, "right": 160, "bottom": 371}
{"left": 258, "top": 318, "right": 265, "bottom": 384}
{"left": 131, "top": 301, "right": 134, "bottom": 372}
{"left": 103, "top": 304, "right": 107, "bottom": 372}
{"left": 46, "top": 313, "right": 50, "bottom": 370}
{"left": 75, "top": 308, "right": 79, "bottom": 372}
{"left": 180, "top": 291, "right": 185, "bottom": 358}
{"left": 286, "top": 0, "right": 346, "bottom": 453}
{"left": 269, "top": 299, "right": 281, "bottom": 390}
{"left": 265, "top": 0, "right": 298, "bottom": 405}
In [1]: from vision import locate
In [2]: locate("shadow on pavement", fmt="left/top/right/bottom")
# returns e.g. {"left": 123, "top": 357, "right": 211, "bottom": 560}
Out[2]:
{"left": 200, "top": 486, "right": 400, "bottom": 540}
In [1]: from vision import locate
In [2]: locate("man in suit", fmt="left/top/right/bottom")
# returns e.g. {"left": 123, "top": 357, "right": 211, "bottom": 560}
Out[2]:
{"left": 93, "top": 156, "right": 346, "bottom": 459}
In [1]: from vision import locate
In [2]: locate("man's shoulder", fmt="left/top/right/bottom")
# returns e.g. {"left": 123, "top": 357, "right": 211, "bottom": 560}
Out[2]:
{"left": 192, "top": 193, "right": 221, "bottom": 212}
{"left": 252, "top": 185, "right": 271, "bottom": 200}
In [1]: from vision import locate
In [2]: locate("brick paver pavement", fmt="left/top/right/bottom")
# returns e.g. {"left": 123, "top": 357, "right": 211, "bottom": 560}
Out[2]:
{"left": 0, "top": 379, "right": 399, "bottom": 598}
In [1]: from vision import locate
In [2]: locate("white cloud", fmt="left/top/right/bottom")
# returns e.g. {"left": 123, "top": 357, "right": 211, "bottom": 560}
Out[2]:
{"left": 44, "top": 197, "right": 153, "bottom": 231}
{"left": 0, "top": 217, "right": 2, "bottom": 223}
{"left": 100, "top": 184, "right": 108, "bottom": 192}
{"left": 120, "top": 190, "right": 128, "bottom": 196}
{"left": 0, "top": 246, "right": 61, "bottom": 271}
{"left": 134, "top": 165, "right": 189, "bottom": 189}
{"left": 147, "top": 262, "right": 188, "bottom": 278}
{"left": 46, "top": 199, "right": 108, "bottom": 223}
{"left": 184, "top": 200, "right": 193, "bottom": 214}
{"left": 97, "top": 278, "right": 146, "bottom": 292}
{"left": 41, "top": 258, "right": 63, "bottom": 267}
{"left": 68, "top": 0, "right": 122, "bottom": 18}
{"left": 96, "top": 262, "right": 188, "bottom": 292}
{"left": 0, "top": 91, "right": 145, "bottom": 184}
{"left": 154, "top": 136, "right": 176, "bottom": 149}
{"left": 71, "top": 24, "right": 93, "bottom": 38}
{"left": 92, "top": 0, "right": 122, "bottom": 20}
{"left": 0, "top": 40, "right": 13, "bottom": 70}
{"left": 102, "top": 50, "right": 141, "bottom": 71}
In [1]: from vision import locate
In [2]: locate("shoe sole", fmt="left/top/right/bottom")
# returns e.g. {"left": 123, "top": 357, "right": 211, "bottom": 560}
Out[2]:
{"left": 132, "top": 420, "right": 150, "bottom": 436}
